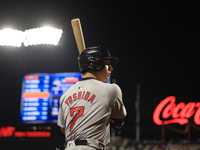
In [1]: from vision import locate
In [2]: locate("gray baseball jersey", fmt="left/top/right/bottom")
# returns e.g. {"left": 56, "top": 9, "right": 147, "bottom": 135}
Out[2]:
{"left": 57, "top": 78, "right": 127, "bottom": 147}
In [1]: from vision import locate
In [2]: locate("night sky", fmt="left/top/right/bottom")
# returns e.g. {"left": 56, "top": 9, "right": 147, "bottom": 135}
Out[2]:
{"left": 0, "top": 0, "right": 200, "bottom": 141}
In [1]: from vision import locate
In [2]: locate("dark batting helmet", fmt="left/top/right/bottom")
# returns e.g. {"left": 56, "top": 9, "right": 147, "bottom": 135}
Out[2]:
{"left": 78, "top": 46, "right": 119, "bottom": 73}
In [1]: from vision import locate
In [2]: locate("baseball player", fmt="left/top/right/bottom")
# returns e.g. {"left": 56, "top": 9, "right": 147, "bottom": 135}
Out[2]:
{"left": 57, "top": 46, "right": 127, "bottom": 150}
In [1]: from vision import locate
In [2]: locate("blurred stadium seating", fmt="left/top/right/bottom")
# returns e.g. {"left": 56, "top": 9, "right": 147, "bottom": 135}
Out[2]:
{"left": 109, "top": 137, "right": 200, "bottom": 150}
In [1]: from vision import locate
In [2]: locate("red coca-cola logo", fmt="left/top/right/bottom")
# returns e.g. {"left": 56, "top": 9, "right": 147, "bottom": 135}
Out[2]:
{"left": 153, "top": 96, "right": 200, "bottom": 125}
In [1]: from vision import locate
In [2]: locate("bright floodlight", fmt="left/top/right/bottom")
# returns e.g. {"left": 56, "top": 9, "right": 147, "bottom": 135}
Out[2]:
{"left": 0, "top": 29, "right": 24, "bottom": 47}
{"left": 24, "top": 27, "right": 63, "bottom": 46}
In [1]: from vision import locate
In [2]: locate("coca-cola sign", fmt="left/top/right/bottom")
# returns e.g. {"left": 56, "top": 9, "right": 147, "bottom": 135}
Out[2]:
{"left": 153, "top": 96, "right": 200, "bottom": 125}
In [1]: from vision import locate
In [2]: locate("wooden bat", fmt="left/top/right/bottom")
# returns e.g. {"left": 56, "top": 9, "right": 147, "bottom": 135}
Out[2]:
{"left": 71, "top": 18, "right": 86, "bottom": 54}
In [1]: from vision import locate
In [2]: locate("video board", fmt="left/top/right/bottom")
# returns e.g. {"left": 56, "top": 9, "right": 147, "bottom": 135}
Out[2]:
{"left": 20, "top": 73, "right": 82, "bottom": 123}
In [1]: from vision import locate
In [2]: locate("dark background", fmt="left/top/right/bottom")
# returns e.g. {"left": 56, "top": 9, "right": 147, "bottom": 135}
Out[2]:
{"left": 0, "top": 0, "right": 200, "bottom": 149}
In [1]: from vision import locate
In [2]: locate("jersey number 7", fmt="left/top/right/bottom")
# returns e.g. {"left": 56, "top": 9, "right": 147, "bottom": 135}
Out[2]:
{"left": 70, "top": 107, "right": 84, "bottom": 132}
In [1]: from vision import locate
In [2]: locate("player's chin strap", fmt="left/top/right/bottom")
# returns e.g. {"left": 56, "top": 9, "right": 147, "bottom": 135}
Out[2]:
{"left": 110, "top": 118, "right": 124, "bottom": 129}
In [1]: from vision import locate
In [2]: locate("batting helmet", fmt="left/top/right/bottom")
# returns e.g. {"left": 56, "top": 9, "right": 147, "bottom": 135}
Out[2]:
{"left": 78, "top": 46, "right": 119, "bottom": 73}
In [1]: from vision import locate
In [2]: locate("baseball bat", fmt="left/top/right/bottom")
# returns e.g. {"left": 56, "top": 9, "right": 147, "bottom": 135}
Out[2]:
{"left": 71, "top": 18, "right": 86, "bottom": 54}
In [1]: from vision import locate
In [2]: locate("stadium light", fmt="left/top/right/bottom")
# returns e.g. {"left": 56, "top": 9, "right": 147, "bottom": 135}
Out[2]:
{"left": 0, "top": 27, "right": 63, "bottom": 47}
{"left": 24, "top": 27, "right": 63, "bottom": 47}
{"left": 0, "top": 29, "right": 24, "bottom": 47}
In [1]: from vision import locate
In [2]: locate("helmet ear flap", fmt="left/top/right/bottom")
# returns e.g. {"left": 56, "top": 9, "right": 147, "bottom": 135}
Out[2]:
{"left": 89, "top": 61, "right": 105, "bottom": 72}
{"left": 78, "top": 58, "right": 105, "bottom": 74}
